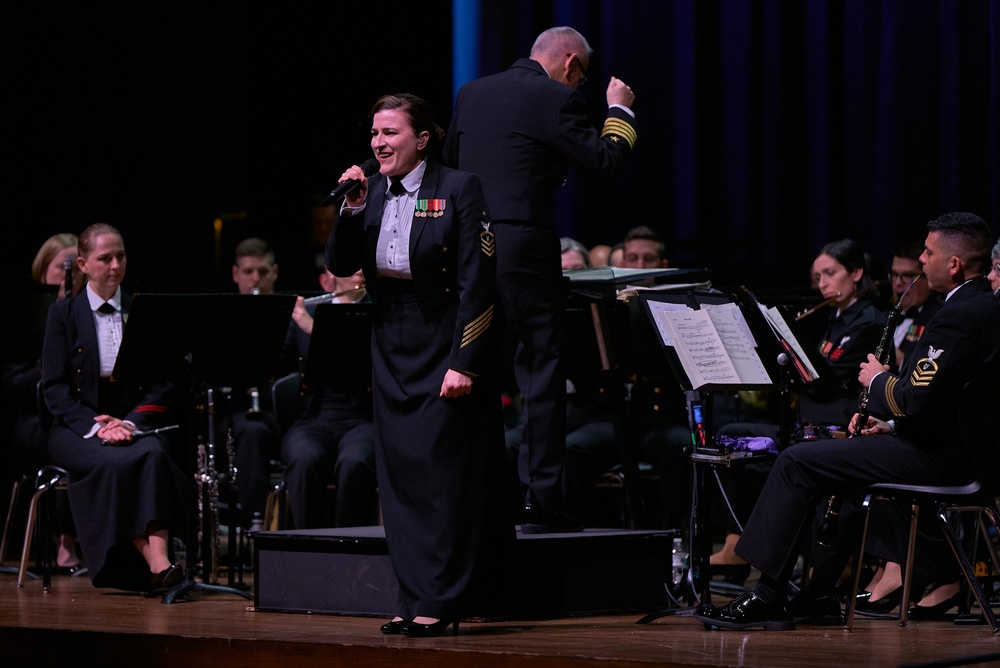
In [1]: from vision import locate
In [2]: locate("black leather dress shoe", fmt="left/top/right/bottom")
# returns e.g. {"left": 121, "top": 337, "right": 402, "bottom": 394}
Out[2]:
{"left": 694, "top": 590, "right": 795, "bottom": 631}
{"left": 521, "top": 506, "right": 584, "bottom": 534}
{"left": 786, "top": 594, "right": 843, "bottom": 626}
{"left": 150, "top": 563, "right": 184, "bottom": 590}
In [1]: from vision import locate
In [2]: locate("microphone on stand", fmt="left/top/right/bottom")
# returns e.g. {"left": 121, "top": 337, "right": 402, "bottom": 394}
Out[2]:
{"left": 321, "top": 158, "right": 381, "bottom": 206}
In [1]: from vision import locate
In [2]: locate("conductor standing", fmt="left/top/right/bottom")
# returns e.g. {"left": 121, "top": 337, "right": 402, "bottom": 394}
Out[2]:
{"left": 444, "top": 26, "right": 637, "bottom": 532}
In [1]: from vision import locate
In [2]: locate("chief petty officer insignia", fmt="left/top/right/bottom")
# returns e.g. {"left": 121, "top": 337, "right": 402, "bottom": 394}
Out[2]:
{"left": 415, "top": 199, "right": 446, "bottom": 218}
{"left": 477, "top": 205, "right": 495, "bottom": 257}
{"left": 910, "top": 345, "right": 943, "bottom": 387}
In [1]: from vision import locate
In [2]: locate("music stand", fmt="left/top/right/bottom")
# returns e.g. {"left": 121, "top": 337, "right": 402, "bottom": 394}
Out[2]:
{"left": 113, "top": 293, "right": 296, "bottom": 603}
{"left": 562, "top": 267, "right": 712, "bottom": 530}
{"left": 302, "top": 302, "right": 373, "bottom": 392}
{"left": 632, "top": 288, "right": 783, "bottom": 623}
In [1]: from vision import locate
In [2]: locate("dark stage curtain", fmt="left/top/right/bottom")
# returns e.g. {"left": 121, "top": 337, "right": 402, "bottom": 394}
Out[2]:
{"left": 469, "top": 0, "right": 999, "bottom": 290}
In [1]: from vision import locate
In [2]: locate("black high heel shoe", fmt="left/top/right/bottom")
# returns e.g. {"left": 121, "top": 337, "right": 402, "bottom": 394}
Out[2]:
{"left": 400, "top": 618, "right": 459, "bottom": 637}
{"left": 908, "top": 586, "right": 965, "bottom": 621}
{"left": 380, "top": 619, "right": 410, "bottom": 634}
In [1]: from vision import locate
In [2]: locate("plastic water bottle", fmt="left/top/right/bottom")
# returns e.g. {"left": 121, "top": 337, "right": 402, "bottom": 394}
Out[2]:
{"left": 248, "top": 512, "right": 264, "bottom": 568}
{"left": 671, "top": 537, "right": 689, "bottom": 588}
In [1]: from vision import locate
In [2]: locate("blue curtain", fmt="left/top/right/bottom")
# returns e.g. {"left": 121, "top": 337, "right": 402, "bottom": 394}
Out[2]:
{"left": 467, "top": 0, "right": 999, "bottom": 289}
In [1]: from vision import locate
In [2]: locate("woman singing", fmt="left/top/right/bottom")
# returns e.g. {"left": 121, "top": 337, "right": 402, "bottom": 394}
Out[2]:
{"left": 327, "top": 93, "right": 513, "bottom": 637}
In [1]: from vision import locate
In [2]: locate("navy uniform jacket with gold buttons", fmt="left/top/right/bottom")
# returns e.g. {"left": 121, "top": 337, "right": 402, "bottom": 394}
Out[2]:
{"left": 42, "top": 292, "right": 174, "bottom": 435}
{"left": 867, "top": 277, "right": 1000, "bottom": 450}
{"left": 326, "top": 159, "right": 495, "bottom": 376}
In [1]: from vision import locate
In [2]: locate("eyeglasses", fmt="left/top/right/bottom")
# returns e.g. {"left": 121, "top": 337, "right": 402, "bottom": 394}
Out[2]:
{"left": 993, "top": 263, "right": 1000, "bottom": 274}
{"left": 889, "top": 271, "right": 922, "bottom": 282}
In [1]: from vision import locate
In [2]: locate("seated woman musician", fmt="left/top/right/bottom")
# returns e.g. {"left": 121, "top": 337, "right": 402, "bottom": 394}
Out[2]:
{"left": 708, "top": 238, "right": 886, "bottom": 584}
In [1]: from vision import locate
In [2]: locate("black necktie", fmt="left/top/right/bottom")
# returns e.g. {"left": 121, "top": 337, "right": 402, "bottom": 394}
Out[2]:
{"left": 97, "top": 302, "right": 116, "bottom": 315}
{"left": 389, "top": 178, "right": 406, "bottom": 197}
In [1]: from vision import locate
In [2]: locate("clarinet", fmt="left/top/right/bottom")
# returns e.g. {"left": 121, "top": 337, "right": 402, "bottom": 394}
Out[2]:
{"left": 817, "top": 275, "right": 922, "bottom": 547}
{"left": 852, "top": 275, "right": 922, "bottom": 437}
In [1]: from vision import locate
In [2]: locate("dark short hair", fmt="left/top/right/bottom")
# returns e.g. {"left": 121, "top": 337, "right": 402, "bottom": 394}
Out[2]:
{"left": 371, "top": 93, "right": 446, "bottom": 159}
{"left": 234, "top": 237, "right": 274, "bottom": 263}
{"left": 892, "top": 238, "right": 925, "bottom": 262}
{"left": 926, "top": 212, "right": 993, "bottom": 274}
{"left": 623, "top": 225, "right": 666, "bottom": 259}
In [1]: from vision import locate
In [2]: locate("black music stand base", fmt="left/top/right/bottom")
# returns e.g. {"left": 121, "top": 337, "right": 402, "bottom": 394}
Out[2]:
{"left": 156, "top": 568, "right": 253, "bottom": 604}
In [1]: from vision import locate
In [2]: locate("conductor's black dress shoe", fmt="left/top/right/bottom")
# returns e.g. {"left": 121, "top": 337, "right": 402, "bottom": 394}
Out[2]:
{"left": 521, "top": 506, "right": 584, "bottom": 534}
{"left": 694, "top": 590, "right": 795, "bottom": 631}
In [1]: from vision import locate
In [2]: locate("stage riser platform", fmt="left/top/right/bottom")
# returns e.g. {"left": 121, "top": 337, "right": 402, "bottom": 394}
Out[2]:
{"left": 253, "top": 526, "right": 677, "bottom": 618}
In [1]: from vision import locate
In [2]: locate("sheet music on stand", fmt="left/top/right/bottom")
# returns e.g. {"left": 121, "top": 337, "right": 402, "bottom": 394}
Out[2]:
{"left": 735, "top": 286, "right": 843, "bottom": 393}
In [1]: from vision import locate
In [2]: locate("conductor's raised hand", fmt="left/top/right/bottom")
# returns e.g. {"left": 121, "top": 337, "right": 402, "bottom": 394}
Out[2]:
{"left": 341, "top": 164, "right": 370, "bottom": 208}
{"left": 606, "top": 76, "right": 635, "bottom": 109}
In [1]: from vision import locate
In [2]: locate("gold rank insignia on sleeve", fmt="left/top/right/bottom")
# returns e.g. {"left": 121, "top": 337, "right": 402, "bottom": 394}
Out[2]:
{"left": 477, "top": 205, "right": 495, "bottom": 257}
{"left": 461, "top": 305, "right": 493, "bottom": 348}
{"left": 481, "top": 221, "right": 495, "bottom": 257}
{"left": 601, "top": 117, "right": 637, "bottom": 149}
{"left": 909, "top": 346, "right": 943, "bottom": 387}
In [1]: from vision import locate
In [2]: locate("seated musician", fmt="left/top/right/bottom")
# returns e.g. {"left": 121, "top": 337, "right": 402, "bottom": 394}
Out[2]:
{"left": 707, "top": 239, "right": 886, "bottom": 595}
{"left": 694, "top": 212, "right": 1000, "bottom": 630}
{"left": 279, "top": 268, "right": 379, "bottom": 529}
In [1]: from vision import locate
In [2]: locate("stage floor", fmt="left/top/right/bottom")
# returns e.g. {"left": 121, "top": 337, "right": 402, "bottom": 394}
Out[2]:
{"left": 2, "top": 570, "right": 998, "bottom": 668}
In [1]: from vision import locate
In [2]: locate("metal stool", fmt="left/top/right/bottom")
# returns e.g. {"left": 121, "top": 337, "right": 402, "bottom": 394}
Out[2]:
{"left": 17, "top": 464, "right": 69, "bottom": 589}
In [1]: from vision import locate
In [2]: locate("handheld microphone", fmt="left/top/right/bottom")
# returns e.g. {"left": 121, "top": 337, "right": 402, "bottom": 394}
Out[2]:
{"left": 321, "top": 158, "right": 381, "bottom": 206}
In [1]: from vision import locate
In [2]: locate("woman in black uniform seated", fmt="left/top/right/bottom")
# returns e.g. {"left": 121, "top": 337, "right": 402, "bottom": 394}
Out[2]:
{"left": 42, "top": 223, "right": 188, "bottom": 592}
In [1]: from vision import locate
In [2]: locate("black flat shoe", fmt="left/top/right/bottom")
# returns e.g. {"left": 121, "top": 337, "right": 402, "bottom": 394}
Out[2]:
{"left": 709, "top": 563, "right": 751, "bottom": 585}
{"left": 150, "top": 563, "right": 184, "bottom": 590}
{"left": 693, "top": 590, "right": 795, "bottom": 631}
{"left": 380, "top": 619, "right": 410, "bottom": 634}
{"left": 856, "top": 586, "right": 903, "bottom": 614}
{"left": 400, "top": 618, "right": 459, "bottom": 637}
{"left": 54, "top": 564, "right": 88, "bottom": 577}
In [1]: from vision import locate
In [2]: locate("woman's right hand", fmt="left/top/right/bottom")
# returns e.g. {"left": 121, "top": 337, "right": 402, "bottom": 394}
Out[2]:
{"left": 341, "top": 165, "right": 369, "bottom": 208}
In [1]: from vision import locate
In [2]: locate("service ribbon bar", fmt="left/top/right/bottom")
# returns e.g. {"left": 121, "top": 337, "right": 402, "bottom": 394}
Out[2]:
{"left": 415, "top": 199, "right": 447, "bottom": 218}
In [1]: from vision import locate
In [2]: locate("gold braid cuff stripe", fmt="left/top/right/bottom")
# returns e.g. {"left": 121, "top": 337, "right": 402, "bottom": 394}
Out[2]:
{"left": 883, "top": 376, "right": 903, "bottom": 417}
{"left": 601, "top": 117, "right": 637, "bottom": 148}
{"left": 461, "top": 305, "right": 493, "bottom": 348}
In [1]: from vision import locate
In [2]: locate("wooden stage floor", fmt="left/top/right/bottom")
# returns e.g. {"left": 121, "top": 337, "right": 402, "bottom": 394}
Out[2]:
{"left": 1, "top": 571, "right": 998, "bottom": 668}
